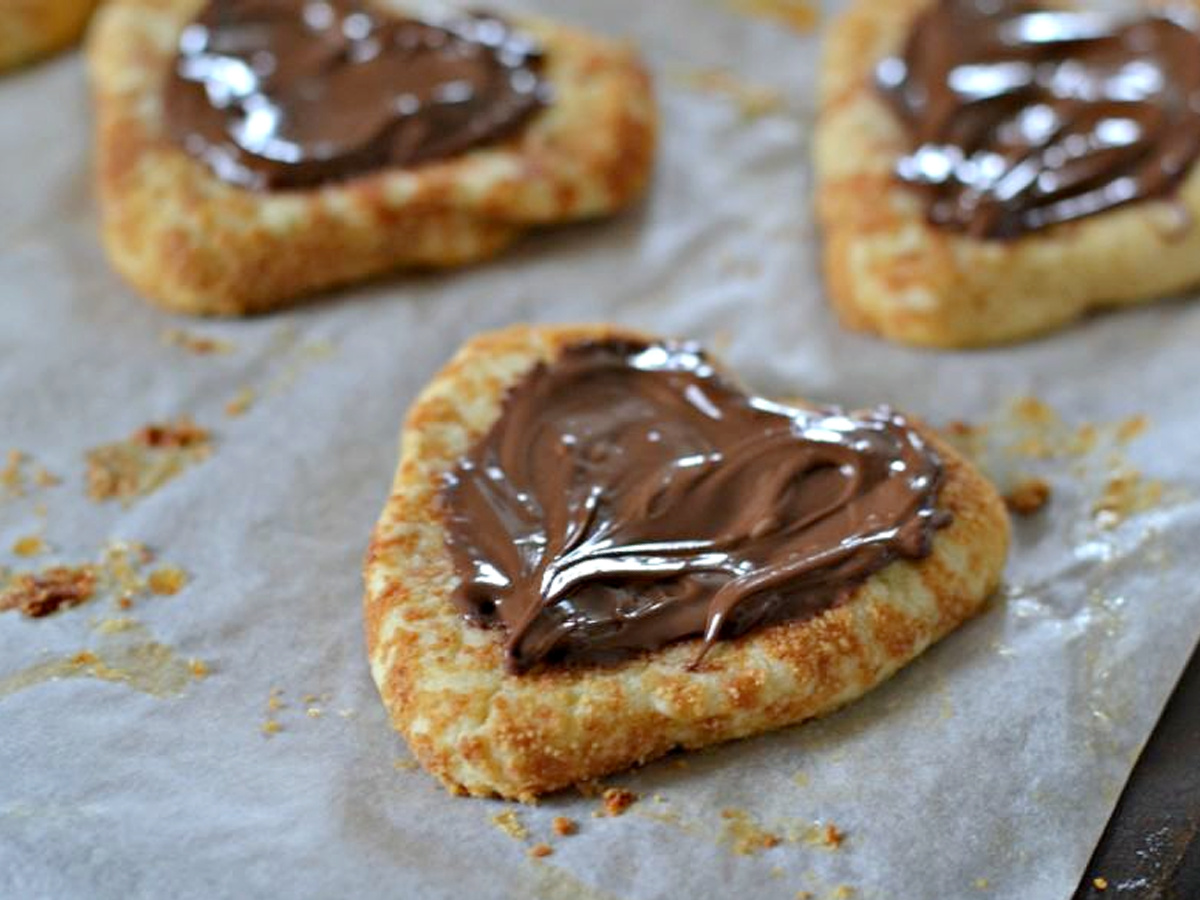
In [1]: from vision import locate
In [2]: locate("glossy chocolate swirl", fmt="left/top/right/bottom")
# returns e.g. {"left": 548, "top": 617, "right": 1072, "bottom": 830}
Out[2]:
{"left": 442, "top": 340, "right": 950, "bottom": 673}
{"left": 163, "top": 0, "right": 547, "bottom": 190}
{"left": 879, "top": 0, "right": 1200, "bottom": 238}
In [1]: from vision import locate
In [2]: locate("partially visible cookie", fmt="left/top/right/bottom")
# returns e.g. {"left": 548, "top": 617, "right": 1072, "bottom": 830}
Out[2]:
{"left": 87, "top": 0, "right": 656, "bottom": 315}
{"left": 1, "top": 0, "right": 98, "bottom": 72}
{"left": 816, "top": 0, "right": 1200, "bottom": 348}
{"left": 364, "top": 324, "right": 1010, "bottom": 800}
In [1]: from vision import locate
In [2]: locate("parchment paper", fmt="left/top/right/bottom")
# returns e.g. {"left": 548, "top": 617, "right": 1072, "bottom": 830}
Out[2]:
{"left": 2, "top": 2, "right": 1199, "bottom": 898}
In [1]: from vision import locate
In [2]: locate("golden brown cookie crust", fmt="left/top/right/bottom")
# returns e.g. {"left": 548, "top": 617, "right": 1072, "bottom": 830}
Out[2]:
{"left": 0, "top": 0, "right": 98, "bottom": 72}
{"left": 87, "top": 0, "right": 657, "bottom": 316}
{"left": 363, "top": 324, "right": 1010, "bottom": 801}
{"left": 816, "top": 0, "right": 1200, "bottom": 348}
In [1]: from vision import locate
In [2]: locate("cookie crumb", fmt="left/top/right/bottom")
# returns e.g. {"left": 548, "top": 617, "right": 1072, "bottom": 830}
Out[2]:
{"left": 0, "top": 566, "right": 97, "bottom": 617}
{"left": 822, "top": 824, "right": 845, "bottom": 848}
{"left": 1093, "top": 877, "right": 1108, "bottom": 891}
{"left": 189, "top": 659, "right": 209, "bottom": 679}
{"left": 552, "top": 816, "right": 578, "bottom": 836}
{"left": 225, "top": 387, "right": 256, "bottom": 418}
{"left": 720, "top": 808, "right": 782, "bottom": 855}
{"left": 974, "top": 877, "right": 989, "bottom": 889}
{"left": 306, "top": 707, "right": 323, "bottom": 718}
{"left": 392, "top": 758, "right": 419, "bottom": 772}
{"left": 261, "top": 719, "right": 281, "bottom": 736}
{"left": 1004, "top": 477, "right": 1052, "bottom": 516}
{"left": 148, "top": 566, "right": 188, "bottom": 596}
{"left": 528, "top": 843, "right": 553, "bottom": 858}
{"left": 601, "top": 787, "right": 638, "bottom": 817}
{"left": 162, "top": 329, "right": 234, "bottom": 356}
{"left": 830, "top": 887, "right": 855, "bottom": 899}
{"left": 70, "top": 651, "right": 98, "bottom": 666}
{"left": 491, "top": 810, "right": 528, "bottom": 840}
{"left": 11, "top": 535, "right": 47, "bottom": 557}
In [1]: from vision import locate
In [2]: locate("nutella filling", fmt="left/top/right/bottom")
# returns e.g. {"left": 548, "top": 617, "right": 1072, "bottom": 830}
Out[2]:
{"left": 879, "top": 0, "right": 1200, "bottom": 238}
{"left": 442, "top": 340, "right": 950, "bottom": 673}
{"left": 163, "top": 0, "right": 547, "bottom": 190}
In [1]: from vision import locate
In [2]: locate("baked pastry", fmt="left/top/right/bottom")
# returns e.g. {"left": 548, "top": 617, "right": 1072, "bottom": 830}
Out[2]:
{"left": 0, "top": 0, "right": 98, "bottom": 72}
{"left": 87, "top": 0, "right": 656, "bottom": 315}
{"left": 364, "top": 324, "right": 1009, "bottom": 800}
{"left": 816, "top": 0, "right": 1200, "bottom": 348}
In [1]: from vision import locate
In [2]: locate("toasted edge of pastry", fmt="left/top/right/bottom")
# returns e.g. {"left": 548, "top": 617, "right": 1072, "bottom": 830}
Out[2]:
{"left": 0, "top": 0, "right": 98, "bottom": 72}
{"left": 815, "top": 0, "right": 1200, "bottom": 348}
{"left": 87, "top": 0, "right": 657, "bottom": 316}
{"left": 363, "top": 323, "right": 1010, "bottom": 801}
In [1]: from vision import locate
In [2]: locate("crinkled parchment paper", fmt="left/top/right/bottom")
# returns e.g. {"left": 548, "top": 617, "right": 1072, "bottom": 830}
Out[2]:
{"left": 2, "top": 1, "right": 1199, "bottom": 898}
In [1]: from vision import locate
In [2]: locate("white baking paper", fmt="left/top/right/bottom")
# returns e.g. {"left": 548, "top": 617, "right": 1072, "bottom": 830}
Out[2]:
{"left": 2, "top": 2, "right": 1199, "bottom": 898}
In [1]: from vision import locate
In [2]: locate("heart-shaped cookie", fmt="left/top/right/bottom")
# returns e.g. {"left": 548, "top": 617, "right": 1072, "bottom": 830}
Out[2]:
{"left": 364, "top": 325, "right": 1009, "bottom": 800}
{"left": 817, "top": 0, "right": 1200, "bottom": 347}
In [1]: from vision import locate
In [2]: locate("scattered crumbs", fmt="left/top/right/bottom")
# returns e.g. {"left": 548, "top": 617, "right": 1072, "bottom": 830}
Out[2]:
{"left": 189, "top": 658, "right": 209, "bottom": 679}
{"left": 1092, "top": 468, "right": 1163, "bottom": 529}
{"left": 267, "top": 688, "right": 285, "bottom": 711}
{"left": 770, "top": 866, "right": 785, "bottom": 879}
{"left": 491, "top": 809, "right": 529, "bottom": 840}
{"left": 796, "top": 893, "right": 814, "bottom": 900}
{"left": 302, "top": 693, "right": 320, "bottom": 704}
{"left": 261, "top": 719, "right": 282, "bottom": 736}
{"left": 162, "top": 328, "right": 234, "bottom": 355}
{"left": 830, "top": 887, "right": 855, "bottom": 899}
{"left": 337, "top": 708, "right": 356, "bottom": 718}
{"left": 1004, "top": 476, "right": 1052, "bottom": 516}
{"left": 669, "top": 66, "right": 785, "bottom": 119}
{"left": 974, "top": 877, "right": 990, "bottom": 889}
{"left": 552, "top": 816, "right": 578, "bottom": 837}
{"left": 1093, "top": 876, "right": 1108, "bottom": 891}
{"left": 0, "top": 566, "right": 97, "bottom": 617}
{"left": 393, "top": 758, "right": 419, "bottom": 772}
{"left": 11, "top": 535, "right": 48, "bottom": 557}
{"left": 723, "top": 0, "right": 819, "bottom": 32}
{"left": 822, "top": 824, "right": 845, "bottom": 849}
{"left": 306, "top": 707, "right": 323, "bottom": 718}
{"left": 147, "top": 566, "right": 188, "bottom": 596}
{"left": 118, "top": 597, "right": 133, "bottom": 611}
{"left": 720, "top": 808, "right": 781, "bottom": 855}
{"left": 224, "top": 387, "right": 256, "bottom": 418}
{"left": 792, "top": 771, "right": 810, "bottom": 788}
{"left": 528, "top": 843, "right": 553, "bottom": 859}
{"left": 85, "top": 418, "right": 213, "bottom": 504}
{"left": 600, "top": 787, "right": 639, "bottom": 817}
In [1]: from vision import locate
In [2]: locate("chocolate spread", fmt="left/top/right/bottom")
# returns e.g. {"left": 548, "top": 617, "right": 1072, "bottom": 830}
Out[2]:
{"left": 879, "top": 0, "right": 1200, "bottom": 238}
{"left": 164, "top": 0, "right": 547, "bottom": 190}
{"left": 442, "top": 340, "right": 950, "bottom": 673}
